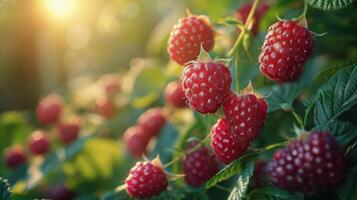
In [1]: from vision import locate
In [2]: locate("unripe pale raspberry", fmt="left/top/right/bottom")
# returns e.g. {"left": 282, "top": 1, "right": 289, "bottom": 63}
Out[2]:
{"left": 100, "top": 74, "right": 120, "bottom": 98}
{"left": 36, "top": 94, "right": 63, "bottom": 125}
{"left": 182, "top": 141, "right": 219, "bottom": 186}
{"left": 95, "top": 97, "right": 116, "bottom": 118}
{"left": 182, "top": 61, "right": 232, "bottom": 114}
{"left": 125, "top": 159, "right": 168, "bottom": 198}
{"left": 168, "top": 15, "right": 215, "bottom": 65}
{"left": 267, "top": 131, "right": 345, "bottom": 193}
{"left": 28, "top": 130, "right": 50, "bottom": 155}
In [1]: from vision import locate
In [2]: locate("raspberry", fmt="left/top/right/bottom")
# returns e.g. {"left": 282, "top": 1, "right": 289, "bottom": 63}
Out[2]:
{"left": 259, "top": 21, "right": 313, "bottom": 83}
{"left": 223, "top": 91, "right": 267, "bottom": 142}
{"left": 137, "top": 108, "right": 166, "bottom": 137}
{"left": 210, "top": 118, "right": 249, "bottom": 164}
{"left": 168, "top": 15, "right": 215, "bottom": 65}
{"left": 48, "top": 184, "right": 75, "bottom": 200}
{"left": 234, "top": 2, "right": 269, "bottom": 36}
{"left": 267, "top": 131, "right": 345, "bottom": 193}
{"left": 58, "top": 118, "right": 81, "bottom": 144}
{"left": 182, "top": 61, "right": 232, "bottom": 114}
{"left": 250, "top": 160, "right": 268, "bottom": 188}
{"left": 95, "top": 97, "right": 116, "bottom": 118}
{"left": 101, "top": 74, "right": 120, "bottom": 98}
{"left": 125, "top": 159, "right": 168, "bottom": 198}
{"left": 123, "top": 126, "right": 150, "bottom": 158}
{"left": 28, "top": 130, "right": 50, "bottom": 155}
{"left": 164, "top": 81, "right": 187, "bottom": 108}
{"left": 182, "top": 141, "right": 219, "bottom": 186}
{"left": 36, "top": 94, "right": 63, "bottom": 125}
{"left": 4, "top": 145, "right": 26, "bottom": 168}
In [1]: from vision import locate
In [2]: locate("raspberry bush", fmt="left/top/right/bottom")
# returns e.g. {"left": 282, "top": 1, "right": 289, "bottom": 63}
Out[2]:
{"left": 0, "top": 0, "right": 356, "bottom": 200}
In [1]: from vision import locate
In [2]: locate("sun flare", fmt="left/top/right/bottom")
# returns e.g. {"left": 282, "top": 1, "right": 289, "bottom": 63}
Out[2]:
{"left": 43, "top": 0, "right": 73, "bottom": 20}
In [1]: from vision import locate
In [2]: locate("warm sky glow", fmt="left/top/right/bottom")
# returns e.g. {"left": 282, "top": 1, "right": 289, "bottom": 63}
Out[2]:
{"left": 43, "top": 0, "right": 73, "bottom": 20}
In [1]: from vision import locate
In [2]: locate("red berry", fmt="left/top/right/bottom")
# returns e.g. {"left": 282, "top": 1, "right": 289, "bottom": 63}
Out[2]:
{"left": 137, "top": 108, "right": 166, "bottom": 137}
{"left": 250, "top": 160, "right": 268, "bottom": 188}
{"left": 125, "top": 159, "right": 168, "bottom": 198}
{"left": 168, "top": 15, "right": 215, "bottom": 65}
{"left": 36, "top": 94, "right": 63, "bottom": 125}
{"left": 123, "top": 126, "right": 150, "bottom": 158}
{"left": 210, "top": 118, "right": 249, "bottom": 164}
{"left": 164, "top": 81, "right": 187, "bottom": 108}
{"left": 28, "top": 130, "right": 50, "bottom": 155}
{"left": 234, "top": 2, "right": 269, "bottom": 36}
{"left": 259, "top": 21, "right": 313, "bottom": 83}
{"left": 58, "top": 118, "right": 81, "bottom": 144}
{"left": 4, "top": 145, "right": 26, "bottom": 168}
{"left": 101, "top": 74, "right": 120, "bottom": 98}
{"left": 182, "top": 61, "right": 232, "bottom": 114}
{"left": 48, "top": 184, "right": 75, "bottom": 200}
{"left": 267, "top": 131, "right": 345, "bottom": 193}
{"left": 95, "top": 97, "right": 116, "bottom": 118}
{"left": 223, "top": 92, "right": 267, "bottom": 142}
{"left": 182, "top": 141, "right": 219, "bottom": 186}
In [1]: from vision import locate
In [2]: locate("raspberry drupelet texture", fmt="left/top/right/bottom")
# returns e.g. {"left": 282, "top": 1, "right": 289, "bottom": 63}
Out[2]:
{"left": 182, "top": 61, "right": 232, "bottom": 114}
{"left": 123, "top": 125, "right": 150, "bottom": 158}
{"left": 125, "top": 161, "right": 168, "bottom": 198}
{"left": 267, "top": 131, "right": 345, "bottom": 193}
{"left": 164, "top": 81, "right": 187, "bottom": 108}
{"left": 28, "top": 130, "right": 50, "bottom": 155}
{"left": 137, "top": 108, "right": 166, "bottom": 137}
{"left": 168, "top": 15, "right": 215, "bottom": 65}
{"left": 36, "top": 94, "right": 63, "bottom": 125}
{"left": 223, "top": 93, "right": 267, "bottom": 142}
{"left": 182, "top": 141, "right": 219, "bottom": 186}
{"left": 4, "top": 145, "right": 27, "bottom": 168}
{"left": 259, "top": 21, "right": 313, "bottom": 83}
{"left": 210, "top": 118, "right": 250, "bottom": 164}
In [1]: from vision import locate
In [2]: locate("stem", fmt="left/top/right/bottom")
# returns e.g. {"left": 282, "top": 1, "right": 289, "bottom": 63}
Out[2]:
{"left": 291, "top": 109, "right": 305, "bottom": 129}
{"left": 164, "top": 134, "right": 211, "bottom": 168}
{"left": 214, "top": 184, "right": 231, "bottom": 192}
{"left": 234, "top": 52, "right": 240, "bottom": 91}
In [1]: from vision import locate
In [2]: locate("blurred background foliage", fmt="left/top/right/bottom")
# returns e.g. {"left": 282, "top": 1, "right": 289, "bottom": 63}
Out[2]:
{"left": 0, "top": 0, "right": 356, "bottom": 199}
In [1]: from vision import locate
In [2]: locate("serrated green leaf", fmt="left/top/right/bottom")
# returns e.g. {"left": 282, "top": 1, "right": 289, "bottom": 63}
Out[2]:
{"left": 314, "top": 64, "right": 357, "bottom": 125}
{"left": 0, "top": 177, "right": 11, "bottom": 200}
{"left": 259, "top": 83, "right": 303, "bottom": 113}
{"left": 313, "top": 120, "right": 356, "bottom": 146}
{"left": 307, "top": 0, "right": 355, "bottom": 10}
{"left": 227, "top": 160, "right": 255, "bottom": 200}
{"left": 247, "top": 187, "right": 303, "bottom": 200}
{"left": 338, "top": 172, "right": 357, "bottom": 200}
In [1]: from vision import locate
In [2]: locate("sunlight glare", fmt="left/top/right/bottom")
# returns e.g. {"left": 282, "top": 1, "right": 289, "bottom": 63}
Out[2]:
{"left": 44, "top": 0, "right": 73, "bottom": 20}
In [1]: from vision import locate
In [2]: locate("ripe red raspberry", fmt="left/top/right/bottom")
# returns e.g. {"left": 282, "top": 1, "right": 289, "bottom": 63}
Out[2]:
{"left": 259, "top": 20, "right": 313, "bottom": 83}
{"left": 267, "top": 131, "right": 345, "bottom": 193}
{"left": 4, "top": 145, "right": 26, "bottom": 168}
{"left": 182, "top": 141, "right": 219, "bottom": 186}
{"left": 210, "top": 118, "right": 250, "bottom": 164}
{"left": 223, "top": 90, "right": 267, "bottom": 142}
{"left": 125, "top": 158, "right": 168, "bottom": 198}
{"left": 123, "top": 126, "right": 150, "bottom": 158}
{"left": 36, "top": 94, "right": 63, "bottom": 125}
{"left": 58, "top": 118, "right": 81, "bottom": 144}
{"left": 137, "top": 108, "right": 166, "bottom": 137}
{"left": 234, "top": 2, "right": 270, "bottom": 36}
{"left": 182, "top": 61, "right": 232, "bottom": 114}
{"left": 28, "top": 130, "right": 50, "bottom": 155}
{"left": 95, "top": 97, "right": 116, "bottom": 118}
{"left": 48, "top": 184, "right": 75, "bottom": 200}
{"left": 164, "top": 81, "right": 187, "bottom": 108}
{"left": 168, "top": 14, "right": 215, "bottom": 65}
{"left": 101, "top": 74, "right": 120, "bottom": 98}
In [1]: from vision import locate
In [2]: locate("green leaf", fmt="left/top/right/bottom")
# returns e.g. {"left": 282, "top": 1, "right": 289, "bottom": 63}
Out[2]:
{"left": 102, "top": 190, "right": 130, "bottom": 200}
{"left": 217, "top": 17, "right": 243, "bottom": 27}
{"left": 227, "top": 160, "right": 255, "bottom": 200}
{"left": 338, "top": 172, "right": 357, "bottom": 200}
{"left": 307, "top": 0, "right": 355, "bottom": 10}
{"left": 247, "top": 187, "right": 303, "bottom": 200}
{"left": 314, "top": 64, "right": 357, "bottom": 125}
{"left": 313, "top": 120, "right": 356, "bottom": 146}
{"left": 259, "top": 83, "right": 303, "bottom": 113}
{"left": 0, "top": 177, "right": 11, "bottom": 200}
